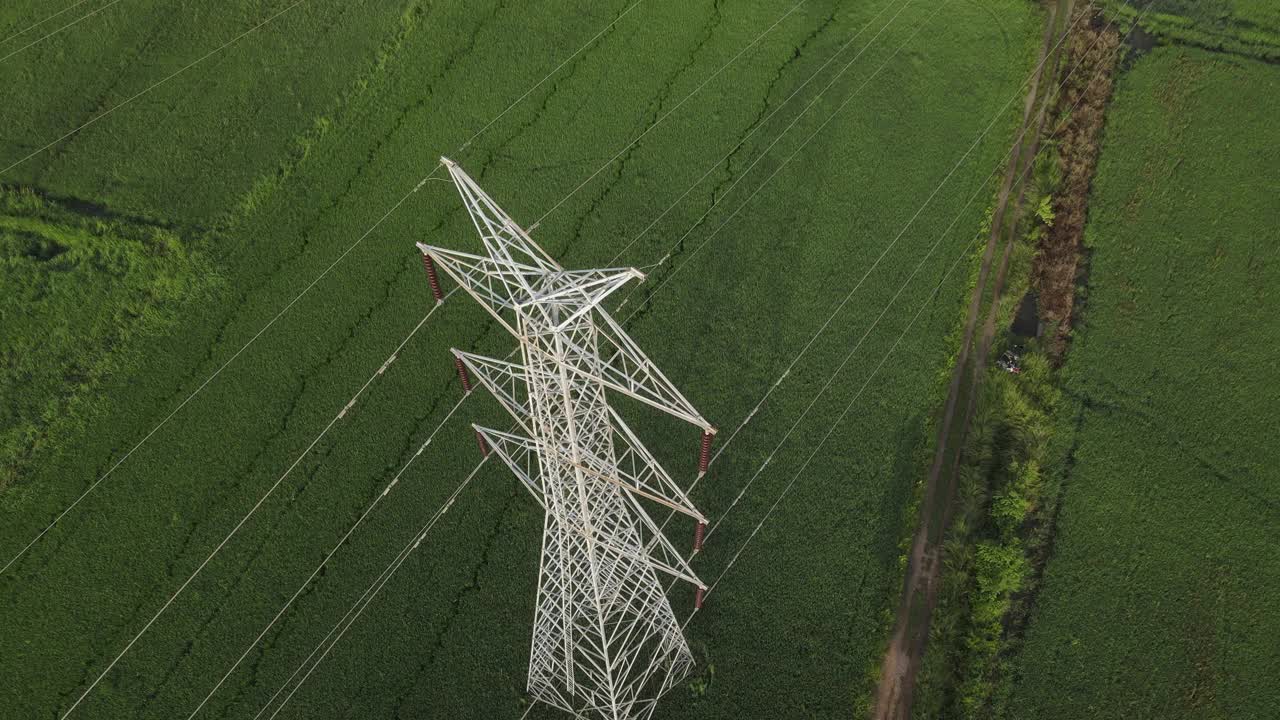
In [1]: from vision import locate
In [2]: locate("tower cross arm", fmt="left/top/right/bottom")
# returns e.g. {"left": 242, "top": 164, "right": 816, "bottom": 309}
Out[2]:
{"left": 555, "top": 309, "right": 713, "bottom": 432}
{"left": 473, "top": 425, "right": 544, "bottom": 508}
{"left": 452, "top": 350, "right": 534, "bottom": 434}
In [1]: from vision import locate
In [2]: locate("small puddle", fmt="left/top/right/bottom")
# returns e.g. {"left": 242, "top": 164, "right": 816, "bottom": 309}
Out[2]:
{"left": 1011, "top": 291, "right": 1040, "bottom": 338}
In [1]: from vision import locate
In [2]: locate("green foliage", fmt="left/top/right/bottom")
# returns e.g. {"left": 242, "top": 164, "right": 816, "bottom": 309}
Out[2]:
{"left": 1103, "top": 0, "right": 1280, "bottom": 61}
{"left": 1005, "top": 47, "right": 1280, "bottom": 719}
{"left": 0, "top": 1, "right": 1045, "bottom": 718}
{"left": 910, "top": 343, "right": 1062, "bottom": 720}
{"left": 687, "top": 662, "right": 716, "bottom": 698}
{"left": 0, "top": 190, "right": 218, "bottom": 491}
{"left": 1033, "top": 195, "right": 1054, "bottom": 227}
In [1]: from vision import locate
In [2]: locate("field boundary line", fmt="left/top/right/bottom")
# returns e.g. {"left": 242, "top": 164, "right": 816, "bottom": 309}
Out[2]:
{"left": 699, "top": 182, "right": 973, "bottom": 606}
{"left": 55, "top": 302, "right": 444, "bottom": 719}
{"left": 0, "top": 0, "right": 123, "bottom": 64}
{"left": 0, "top": 0, "right": 647, "bottom": 577}
{"left": 873, "top": 7, "right": 1145, "bottom": 718}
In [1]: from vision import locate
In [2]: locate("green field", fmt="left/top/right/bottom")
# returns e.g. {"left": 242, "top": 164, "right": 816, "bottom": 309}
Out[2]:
{"left": 1104, "top": 0, "right": 1280, "bottom": 61}
{"left": 0, "top": 1, "right": 1043, "bottom": 718}
{"left": 1003, "top": 46, "right": 1280, "bottom": 718}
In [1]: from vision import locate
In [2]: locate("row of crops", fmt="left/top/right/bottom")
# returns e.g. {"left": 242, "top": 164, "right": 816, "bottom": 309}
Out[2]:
{"left": 0, "top": 1, "right": 1045, "bottom": 718}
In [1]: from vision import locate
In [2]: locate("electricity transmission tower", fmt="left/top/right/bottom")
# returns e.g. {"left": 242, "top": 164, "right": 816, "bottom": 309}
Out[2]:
{"left": 418, "top": 158, "right": 716, "bottom": 720}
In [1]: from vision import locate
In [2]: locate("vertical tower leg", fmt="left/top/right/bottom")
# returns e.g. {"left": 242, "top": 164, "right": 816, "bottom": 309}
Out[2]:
{"left": 422, "top": 253, "right": 444, "bottom": 303}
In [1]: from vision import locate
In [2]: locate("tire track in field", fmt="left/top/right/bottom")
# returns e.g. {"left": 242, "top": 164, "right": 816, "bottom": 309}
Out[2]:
{"left": 5, "top": 344, "right": 308, "bottom": 610}
{"left": 709, "top": 1, "right": 838, "bottom": 205}
{"left": 90, "top": 0, "right": 454, "bottom": 583}
{"left": 143, "top": 2, "right": 356, "bottom": 139}
{"left": 47, "top": 0, "right": 430, "bottom": 547}
{"left": 315, "top": 0, "right": 505, "bottom": 229}
{"left": 152, "top": 0, "right": 442, "bottom": 408}
{"left": 1063, "top": 381, "right": 1276, "bottom": 516}
{"left": 136, "top": 341, "right": 461, "bottom": 714}
{"left": 140, "top": 383, "right": 456, "bottom": 717}
{"left": 550, "top": 0, "right": 725, "bottom": 261}
{"left": 203, "top": 380, "right": 465, "bottom": 720}
{"left": 137, "top": 458, "right": 334, "bottom": 712}
{"left": 157, "top": 0, "right": 501, "bottom": 417}
{"left": 123, "top": 0, "right": 503, "bottom": 603}
{"left": 621, "top": 4, "right": 839, "bottom": 327}
{"left": 30, "top": 1, "right": 187, "bottom": 190}
{"left": 83, "top": 235, "right": 430, "bottom": 713}
{"left": 117, "top": 0, "right": 619, "bottom": 467}
{"left": 438, "top": 5, "right": 732, "bottom": 377}
{"left": 137, "top": 453, "right": 348, "bottom": 710}
{"left": 55, "top": 576, "right": 163, "bottom": 710}
{"left": 129, "top": 248, "right": 455, "bottom": 712}
{"left": 81, "top": 374, "right": 319, "bottom": 713}
{"left": 225, "top": 282, "right": 515, "bottom": 715}
{"left": 470, "top": 0, "right": 624, "bottom": 178}
{"left": 442, "top": 2, "right": 744, "bottom": 387}
{"left": 160, "top": 0, "right": 439, "bottom": 399}
{"left": 170, "top": 205, "right": 509, "bottom": 714}
{"left": 385, "top": 486, "right": 521, "bottom": 719}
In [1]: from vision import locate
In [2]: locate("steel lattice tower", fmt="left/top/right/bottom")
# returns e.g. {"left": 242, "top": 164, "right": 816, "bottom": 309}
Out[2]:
{"left": 417, "top": 158, "right": 714, "bottom": 720}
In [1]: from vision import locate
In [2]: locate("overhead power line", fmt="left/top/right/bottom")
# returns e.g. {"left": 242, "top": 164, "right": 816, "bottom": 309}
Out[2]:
{"left": 1, "top": 0, "right": 648, "bottom": 578}
{"left": 0, "top": 0, "right": 123, "bottom": 64}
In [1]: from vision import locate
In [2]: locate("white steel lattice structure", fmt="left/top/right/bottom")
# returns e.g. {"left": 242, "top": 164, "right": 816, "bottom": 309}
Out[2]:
{"left": 417, "top": 158, "right": 715, "bottom": 720}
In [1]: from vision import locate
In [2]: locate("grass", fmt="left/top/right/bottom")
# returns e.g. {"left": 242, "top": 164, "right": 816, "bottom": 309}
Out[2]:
{"left": 1003, "top": 45, "right": 1280, "bottom": 718}
{"left": 0, "top": 188, "right": 219, "bottom": 493}
{"left": 0, "top": 1, "right": 1043, "bottom": 718}
{"left": 1103, "top": 0, "right": 1280, "bottom": 61}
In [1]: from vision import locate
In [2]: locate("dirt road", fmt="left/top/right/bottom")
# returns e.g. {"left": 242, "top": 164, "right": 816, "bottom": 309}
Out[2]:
{"left": 870, "top": 3, "right": 1072, "bottom": 718}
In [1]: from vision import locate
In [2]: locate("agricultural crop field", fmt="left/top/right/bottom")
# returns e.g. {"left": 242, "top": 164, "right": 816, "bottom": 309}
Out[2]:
{"left": 1003, "top": 46, "right": 1280, "bottom": 718}
{"left": 1105, "top": 0, "right": 1280, "bottom": 61}
{"left": 0, "top": 1, "right": 1049, "bottom": 718}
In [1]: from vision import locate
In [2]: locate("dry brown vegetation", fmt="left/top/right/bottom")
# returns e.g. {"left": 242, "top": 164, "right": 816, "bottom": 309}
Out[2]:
{"left": 1033, "top": 6, "right": 1121, "bottom": 359}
